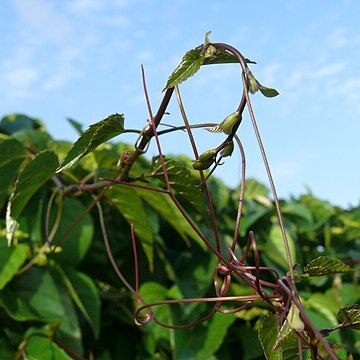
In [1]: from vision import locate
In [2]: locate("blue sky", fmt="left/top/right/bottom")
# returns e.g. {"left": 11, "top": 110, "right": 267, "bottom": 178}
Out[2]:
{"left": 1, "top": 0, "right": 360, "bottom": 208}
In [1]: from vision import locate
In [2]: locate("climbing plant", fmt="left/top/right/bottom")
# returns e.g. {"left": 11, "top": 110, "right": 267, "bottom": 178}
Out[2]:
{"left": 0, "top": 33, "right": 359, "bottom": 359}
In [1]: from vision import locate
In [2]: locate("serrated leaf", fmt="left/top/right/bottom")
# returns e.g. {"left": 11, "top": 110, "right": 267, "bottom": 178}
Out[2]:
{"left": 0, "top": 241, "right": 29, "bottom": 290}
{"left": 164, "top": 49, "right": 205, "bottom": 90}
{"left": 57, "top": 113, "right": 125, "bottom": 172}
{"left": 151, "top": 157, "right": 208, "bottom": 217}
{"left": 275, "top": 304, "right": 304, "bottom": 349}
{"left": 303, "top": 256, "right": 354, "bottom": 277}
{"left": 6, "top": 150, "right": 58, "bottom": 245}
{"left": 259, "top": 314, "right": 299, "bottom": 360}
{"left": 337, "top": 305, "right": 360, "bottom": 330}
{"left": 260, "top": 85, "right": 279, "bottom": 97}
{"left": 0, "top": 138, "right": 27, "bottom": 207}
{"left": 259, "top": 314, "right": 283, "bottom": 360}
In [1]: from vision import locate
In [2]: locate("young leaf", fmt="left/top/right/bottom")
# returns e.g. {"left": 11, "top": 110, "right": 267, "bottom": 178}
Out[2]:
{"left": 303, "top": 256, "right": 354, "bottom": 277}
{"left": 57, "top": 113, "right": 125, "bottom": 172}
{"left": 337, "top": 305, "right": 360, "bottom": 330}
{"left": 260, "top": 85, "right": 280, "bottom": 98}
{"left": 164, "top": 49, "right": 205, "bottom": 90}
{"left": 6, "top": 150, "right": 58, "bottom": 245}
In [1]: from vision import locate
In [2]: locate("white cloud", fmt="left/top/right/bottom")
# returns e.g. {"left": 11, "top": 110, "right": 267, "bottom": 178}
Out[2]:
{"left": 4, "top": 66, "right": 39, "bottom": 89}
{"left": 11, "top": 0, "right": 72, "bottom": 43}
{"left": 69, "top": 0, "right": 104, "bottom": 12}
{"left": 311, "top": 63, "right": 344, "bottom": 78}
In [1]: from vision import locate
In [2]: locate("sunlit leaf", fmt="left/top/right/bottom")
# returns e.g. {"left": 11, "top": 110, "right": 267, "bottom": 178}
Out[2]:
{"left": 164, "top": 49, "right": 205, "bottom": 90}
{"left": 57, "top": 113, "right": 125, "bottom": 172}
{"left": 0, "top": 241, "right": 29, "bottom": 290}
{"left": 303, "top": 256, "right": 354, "bottom": 277}
{"left": 6, "top": 150, "right": 58, "bottom": 245}
{"left": 26, "top": 336, "right": 72, "bottom": 360}
{"left": 0, "top": 138, "right": 27, "bottom": 207}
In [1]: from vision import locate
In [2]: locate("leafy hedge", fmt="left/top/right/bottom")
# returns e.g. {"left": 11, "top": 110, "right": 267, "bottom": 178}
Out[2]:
{"left": 0, "top": 113, "right": 359, "bottom": 359}
{"left": 1, "top": 34, "right": 360, "bottom": 359}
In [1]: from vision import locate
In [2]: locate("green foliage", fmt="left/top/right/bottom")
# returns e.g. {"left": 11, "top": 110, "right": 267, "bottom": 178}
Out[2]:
{"left": 0, "top": 113, "right": 358, "bottom": 359}
{"left": 0, "top": 36, "right": 358, "bottom": 359}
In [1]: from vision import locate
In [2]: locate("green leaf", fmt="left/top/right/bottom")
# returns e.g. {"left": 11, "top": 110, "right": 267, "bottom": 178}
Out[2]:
{"left": 0, "top": 138, "right": 27, "bottom": 207}
{"left": 26, "top": 336, "right": 72, "bottom": 360}
{"left": 0, "top": 267, "right": 80, "bottom": 340}
{"left": 0, "top": 113, "right": 45, "bottom": 134}
{"left": 260, "top": 85, "right": 279, "bottom": 98}
{"left": 107, "top": 185, "right": 154, "bottom": 267}
{"left": 202, "top": 47, "right": 256, "bottom": 65}
{"left": 12, "top": 129, "right": 54, "bottom": 153}
{"left": 175, "top": 313, "right": 235, "bottom": 360}
{"left": 0, "top": 241, "right": 29, "bottom": 290}
{"left": 57, "top": 113, "right": 125, "bottom": 172}
{"left": 57, "top": 266, "right": 100, "bottom": 338}
{"left": 303, "top": 256, "right": 354, "bottom": 277}
{"left": 8, "top": 150, "right": 58, "bottom": 221}
{"left": 337, "top": 305, "right": 360, "bottom": 330}
{"left": 275, "top": 304, "right": 304, "bottom": 349}
{"left": 259, "top": 314, "right": 299, "bottom": 360}
{"left": 265, "top": 225, "right": 297, "bottom": 270}
{"left": 50, "top": 198, "right": 94, "bottom": 266}
{"left": 151, "top": 156, "right": 208, "bottom": 217}
{"left": 137, "top": 188, "right": 206, "bottom": 249}
{"left": 259, "top": 314, "right": 283, "bottom": 360}
{"left": 6, "top": 150, "right": 58, "bottom": 245}
{"left": 246, "top": 68, "right": 279, "bottom": 97}
{"left": 67, "top": 118, "right": 84, "bottom": 134}
{"left": 164, "top": 49, "right": 205, "bottom": 90}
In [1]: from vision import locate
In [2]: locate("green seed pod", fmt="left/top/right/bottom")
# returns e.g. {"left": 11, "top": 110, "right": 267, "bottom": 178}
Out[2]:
{"left": 221, "top": 141, "right": 234, "bottom": 157}
{"left": 192, "top": 157, "right": 215, "bottom": 170}
{"left": 198, "top": 148, "right": 217, "bottom": 162}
